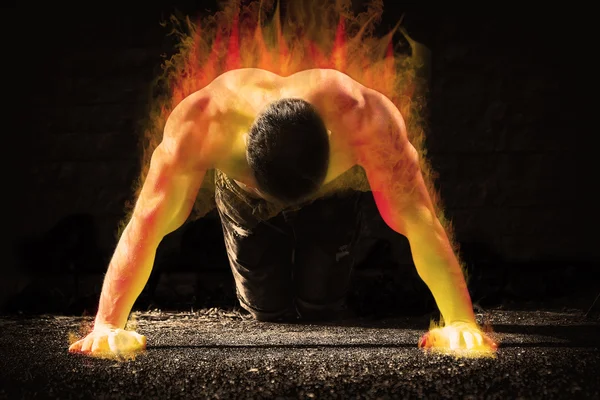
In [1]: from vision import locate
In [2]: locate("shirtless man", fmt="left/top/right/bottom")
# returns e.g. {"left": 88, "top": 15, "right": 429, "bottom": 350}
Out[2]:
{"left": 69, "top": 68, "right": 496, "bottom": 357}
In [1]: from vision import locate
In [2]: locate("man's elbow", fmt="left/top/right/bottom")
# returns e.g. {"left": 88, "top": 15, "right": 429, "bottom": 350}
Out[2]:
{"left": 402, "top": 205, "right": 449, "bottom": 252}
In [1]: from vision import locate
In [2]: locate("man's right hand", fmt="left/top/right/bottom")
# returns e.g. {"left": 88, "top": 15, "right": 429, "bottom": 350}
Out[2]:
{"left": 68, "top": 324, "right": 146, "bottom": 360}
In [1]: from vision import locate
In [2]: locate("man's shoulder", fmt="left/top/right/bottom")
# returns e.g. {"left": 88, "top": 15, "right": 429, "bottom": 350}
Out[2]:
{"left": 204, "top": 67, "right": 369, "bottom": 102}
{"left": 319, "top": 69, "right": 371, "bottom": 94}
{"left": 293, "top": 69, "right": 367, "bottom": 118}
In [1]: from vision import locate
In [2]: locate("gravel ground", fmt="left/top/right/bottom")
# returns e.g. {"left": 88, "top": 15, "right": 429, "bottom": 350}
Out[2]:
{"left": 1, "top": 309, "right": 599, "bottom": 399}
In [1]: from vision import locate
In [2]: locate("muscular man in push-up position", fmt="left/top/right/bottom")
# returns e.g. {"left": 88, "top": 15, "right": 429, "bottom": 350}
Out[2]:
{"left": 69, "top": 68, "right": 496, "bottom": 357}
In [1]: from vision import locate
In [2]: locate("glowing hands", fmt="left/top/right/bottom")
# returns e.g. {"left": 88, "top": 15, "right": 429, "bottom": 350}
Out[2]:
{"left": 418, "top": 321, "right": 497, "bottom": 357}
{"left": 69, "top": 324, "right": 146, "bottom": 360}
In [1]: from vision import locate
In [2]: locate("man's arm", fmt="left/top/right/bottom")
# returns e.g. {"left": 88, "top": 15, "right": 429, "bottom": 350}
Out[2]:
{"left": 70, "top": 94, "right": 210, "bottom": 356}
{"left": 356, "top": 90, "right": 475, "bottom": 326}
{"left": 96, "top": 148, "right": 206, "bottom": 329}
{"left": 96, "top": 93, "right": 210, "bottom": 329}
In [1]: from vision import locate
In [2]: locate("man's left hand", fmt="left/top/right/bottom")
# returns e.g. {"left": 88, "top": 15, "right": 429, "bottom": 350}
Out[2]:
{"left": 419, "top": 321, "right": 498, "bottom": 357}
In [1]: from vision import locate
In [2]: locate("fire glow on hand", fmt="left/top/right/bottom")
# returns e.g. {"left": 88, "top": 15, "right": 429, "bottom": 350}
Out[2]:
{"left": 419, "top": 321, "right": 498, "bottom": 359}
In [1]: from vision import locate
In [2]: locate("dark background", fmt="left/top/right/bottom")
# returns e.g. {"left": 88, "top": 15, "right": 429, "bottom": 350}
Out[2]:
{"left": 9, "top": 2, "right": 598, "bottom": 316}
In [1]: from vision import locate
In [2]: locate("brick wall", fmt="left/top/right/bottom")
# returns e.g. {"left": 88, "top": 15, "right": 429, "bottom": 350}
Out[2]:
{"left": 10, "top": 6, "right": 597, "bottom": 312}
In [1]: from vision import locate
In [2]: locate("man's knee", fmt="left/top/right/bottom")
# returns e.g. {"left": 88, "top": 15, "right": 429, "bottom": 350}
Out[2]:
{"left": 239, "top": 298, "right": 295, "bottom": 322}
{"left": 295, "top": 297, "right": 347, "bottom": 321}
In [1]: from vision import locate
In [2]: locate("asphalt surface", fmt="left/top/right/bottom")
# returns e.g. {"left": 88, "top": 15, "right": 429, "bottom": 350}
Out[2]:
{"left": 1, "top": 309, "right": 599, "bottom": 399}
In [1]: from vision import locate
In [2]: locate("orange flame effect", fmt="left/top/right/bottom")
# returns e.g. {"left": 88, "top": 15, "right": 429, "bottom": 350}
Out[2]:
{"left": 124, "top": 0, "right": 455, "bottom": 254}
{"left": 108, "top": 0, "right": 492, "bottom": 355}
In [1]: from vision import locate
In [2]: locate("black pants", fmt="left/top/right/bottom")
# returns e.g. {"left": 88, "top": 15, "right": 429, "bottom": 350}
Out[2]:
{"left": 214, "top": 170, "right": 363, "bottom": 321}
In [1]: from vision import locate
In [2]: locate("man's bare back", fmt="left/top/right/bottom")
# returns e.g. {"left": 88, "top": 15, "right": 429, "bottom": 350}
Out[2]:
{"left": 177, "top": 68, "right": 391, "bottom": 200}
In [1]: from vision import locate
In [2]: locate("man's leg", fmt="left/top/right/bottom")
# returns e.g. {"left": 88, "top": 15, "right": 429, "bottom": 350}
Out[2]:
{"left": 290, "top": 192, "right": 363, "bottom": 320}
{"left": 214, "top": 170, "right": 295, "bottom": 321}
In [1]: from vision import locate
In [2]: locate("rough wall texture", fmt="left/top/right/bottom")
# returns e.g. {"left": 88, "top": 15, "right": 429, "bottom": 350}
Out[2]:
{"left": 422, "top": 13, "right": 594, "bottom": 263}
{"left": 10, "top": 5, "right": 596, "bottom": 313}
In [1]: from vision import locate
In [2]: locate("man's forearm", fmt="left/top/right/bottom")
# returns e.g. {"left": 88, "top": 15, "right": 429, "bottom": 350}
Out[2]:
{"left": 407, "top": 215, "right": 475, "bottom": 325}
{"left": 95, "top": 215, "right": 161, "bottom": 329}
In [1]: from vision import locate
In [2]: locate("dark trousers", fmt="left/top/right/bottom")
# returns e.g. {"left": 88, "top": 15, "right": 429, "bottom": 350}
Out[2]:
{"left": 214, "top": 170, "right": 362, "bottom": 321}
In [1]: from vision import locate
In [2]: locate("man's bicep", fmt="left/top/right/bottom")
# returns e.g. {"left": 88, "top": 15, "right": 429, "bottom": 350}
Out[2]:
{"left": 356, "top": 90, "right": 436, "bottom": 234}
{"left": 138, "top": 93, "right": 214, "bottom": 222}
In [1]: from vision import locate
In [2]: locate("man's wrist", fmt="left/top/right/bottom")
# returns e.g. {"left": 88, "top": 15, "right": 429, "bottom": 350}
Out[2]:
{"left": 443, "top": 319, "right": 478, "bottom": 328}
{"left": 93, "top": 319, "right": 121, "bottom": 331}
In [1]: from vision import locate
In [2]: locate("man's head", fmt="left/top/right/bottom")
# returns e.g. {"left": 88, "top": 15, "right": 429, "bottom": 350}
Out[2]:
{"left": 246, "top": 98, "right": 330, "bottom": 205}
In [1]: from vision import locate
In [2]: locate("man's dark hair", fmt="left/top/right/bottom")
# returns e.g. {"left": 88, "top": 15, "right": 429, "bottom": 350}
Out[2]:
{"left": 246, "top": 98, "right": 330, "bottom": 204}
